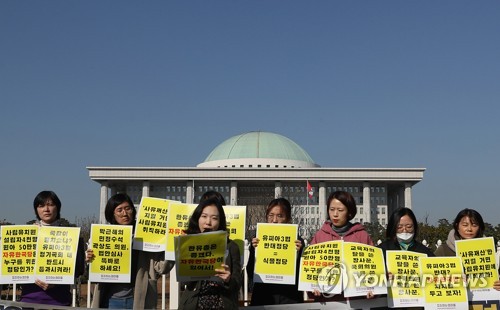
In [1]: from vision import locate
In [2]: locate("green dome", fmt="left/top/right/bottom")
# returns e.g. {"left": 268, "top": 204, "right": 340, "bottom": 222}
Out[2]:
{"left": 197, "top": 131, "right": 318, "bottom": 168}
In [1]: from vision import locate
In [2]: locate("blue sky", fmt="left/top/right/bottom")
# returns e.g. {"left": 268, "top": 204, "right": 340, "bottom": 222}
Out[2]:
{"left": 1, "top": 1, "right": 499, "bottom": 226}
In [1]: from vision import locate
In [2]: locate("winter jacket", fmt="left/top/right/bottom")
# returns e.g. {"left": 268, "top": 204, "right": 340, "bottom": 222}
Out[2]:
{"left": 310, "top": 221, "right": 373, "bottom": 246}
{"left": 308, "top": 221, "right": 373, "bottom": 303}
{"left": 249, "top": 236, "right": 305, "bottom": 305}
{"left": 20, "top": 221, "right": 86, "bottom": 306}
{"left": 378, "top": 239, "right": 435, "bottom": 257}
{"left": 434, "top": 229, "right": 457, "bottom": 257}
{"left": 179, "top": 240, "right": 242, "bottom": 310}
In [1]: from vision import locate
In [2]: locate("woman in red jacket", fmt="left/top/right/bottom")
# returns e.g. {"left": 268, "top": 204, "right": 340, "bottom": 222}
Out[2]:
{"left": 309, "top": 190, "right": 373, "bottom": 302}
{"left": 310, "top": 191, "right": 373, "bottom": 245}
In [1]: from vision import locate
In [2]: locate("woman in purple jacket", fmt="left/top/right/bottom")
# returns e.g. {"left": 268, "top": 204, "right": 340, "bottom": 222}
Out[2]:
{"left": 20, "top": 191, "right": 85, "bottom": 306}
{"left": 309, "top": 190, "right": 373, "bottom": 302}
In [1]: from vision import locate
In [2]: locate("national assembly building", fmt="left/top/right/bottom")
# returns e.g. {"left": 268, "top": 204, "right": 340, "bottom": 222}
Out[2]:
{"left": 87, "top": 131, "right": 425, "bottom": 239}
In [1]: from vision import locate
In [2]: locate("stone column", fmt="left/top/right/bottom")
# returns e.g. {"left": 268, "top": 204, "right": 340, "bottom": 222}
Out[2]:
{"left": 230, "top": 181, "right": 238, "bottom": 205}
{"left": 142, "top": 181, "right": 150, "bottom": 198}
{"left": 363, "top": 182, "right": 371, "bottom": 223}
{"left": 186, "top": 181, "right": 194, "bottom": 204}
{"left": 99, "top": 182, "right": 109, "bottom": 224}
{"left": 404, "top": 182, "right": 412, "bottom": 209}
{"left": 318, "top": 181, "right": 326, "bottom": 224}
{"left": 275, "top": 181, "right": 282, "bottom": 198}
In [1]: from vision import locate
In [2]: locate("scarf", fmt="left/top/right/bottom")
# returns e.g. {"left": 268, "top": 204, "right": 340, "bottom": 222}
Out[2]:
{"left": 399, "top": 240, "right": 415, "bottom": 251}
{"left": 331, "top": 222, "right": 353, "bottom": 236}
{"left": 445, "top": 229, "right": 457, "bottom": 253}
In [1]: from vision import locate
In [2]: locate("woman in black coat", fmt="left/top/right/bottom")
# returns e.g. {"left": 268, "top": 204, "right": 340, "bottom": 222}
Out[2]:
{"left": 179, "top": 198, "right": 242, "bottom": 310}
{"left": 378, "top": 207, "right": 434, "bottom": 257}
{"left": 249, "top": 198, "right": 304, "bottom": 306}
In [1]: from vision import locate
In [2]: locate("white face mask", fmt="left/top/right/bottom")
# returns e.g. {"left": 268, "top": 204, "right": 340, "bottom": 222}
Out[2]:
{"left": 396, "top": 232, "right": 414, "bottom": 243}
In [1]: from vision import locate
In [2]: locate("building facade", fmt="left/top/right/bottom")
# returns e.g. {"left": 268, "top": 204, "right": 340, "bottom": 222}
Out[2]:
{"left": 87, "top": 131, "right": 425, "bottom": 239}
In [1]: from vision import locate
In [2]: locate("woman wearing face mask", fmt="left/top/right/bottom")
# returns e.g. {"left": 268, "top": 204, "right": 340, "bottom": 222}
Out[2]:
{"left": 378, "top": 207, "right": 434, "bottom": 257}
{"left": 179, "top": 198, "right": 242, "bottom": 310}
{"left": 248, "top": 198, "right": 304, "bottom": 305}
{"left": 373, "top": 208, "right": 433, "bottom": 309}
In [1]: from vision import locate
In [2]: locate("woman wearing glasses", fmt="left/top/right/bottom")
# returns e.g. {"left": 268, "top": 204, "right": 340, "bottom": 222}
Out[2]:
{"left": 378, "top": 207, "right": 434, "bottom": 256}
{"left": 248, "top": 198, "right": 304, "bottom": 305}
{"left": 86, "top": 193, "right": 174, "bottom": 309}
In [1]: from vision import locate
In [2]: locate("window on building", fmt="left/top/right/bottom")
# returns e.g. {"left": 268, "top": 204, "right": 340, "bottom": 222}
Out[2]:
{"left": 360, "top": 207, "right": 363, "bottom": 214}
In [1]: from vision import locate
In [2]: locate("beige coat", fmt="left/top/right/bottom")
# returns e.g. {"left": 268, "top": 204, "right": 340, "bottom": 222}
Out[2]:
{"left": 91, "top": 251, "right": 174, "bottom": 309}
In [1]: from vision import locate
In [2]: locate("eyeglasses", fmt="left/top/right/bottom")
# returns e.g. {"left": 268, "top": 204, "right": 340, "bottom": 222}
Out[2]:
{"left": 267, "top": 214, "right": 285, "bottom": 220}
{"left": 115, "top": 206, "right": 133, "bottom": 214}
{"left": 397, "top": 224, "right": 414, "bottom": 232}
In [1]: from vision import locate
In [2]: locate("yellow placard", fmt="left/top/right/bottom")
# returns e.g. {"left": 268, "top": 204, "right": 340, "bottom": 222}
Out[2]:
{"left": 456, "top": 237, "right": 498, "bottom": 289}
{"left": 455, "top": 237, "right": 500, "bottom": 302}
{"left": 343, "top": 242, "right": 387, "bottom": 297}
{"left": 0, "top": 225, "right": 38, "bottom": 284}
{"left": 254, "top": 223, "right": 297, "bottom": 285}
{"left": 165, "top": 202, "right": 197, "bottom": 260}
{"left": 223, "top": 205, "right": 246, "bottom": 265}
{"left": 134, "top": 197, "right": 170, "bottom": 252}
{"left": 89, "top": 224, "right": 133, "bottom": 283}
{"left": 174, "top": 230, "right": 227, "bottom": 282}
{"left": 420, "top": 256, "right": 468, "bottom": 307}
{"left": 35, "top": 226, "right": 81, "bottom": 284}
{"left": 386, "top": 250, "right": 426, "bottom": 307}
{"left": 298, "top": 240, "right": 343, "bottom": 294}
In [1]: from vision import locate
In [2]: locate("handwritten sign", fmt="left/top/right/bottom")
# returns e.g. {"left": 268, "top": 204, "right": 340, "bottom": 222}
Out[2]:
{"left": 134, "top": 197, "right": 170, "bottom": 252}
{"left": 254, "top": 223, "right": 297, "bottom": 285}
{"left": 89, "top": 224, "right": 133, "bottom": 283}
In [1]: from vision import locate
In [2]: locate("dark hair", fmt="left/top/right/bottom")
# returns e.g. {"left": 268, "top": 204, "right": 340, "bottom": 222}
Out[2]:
{"left": 200, "top": 190, "right": 226, "bottom": 206}
{"left": 33, "top": 191, "right": 62, "bottom": 220}
{"left": 104, "top": 193, "right": 136, "bottom": 225}
{"left": 453, "top": 208, "right": 485, "bottom": 239}
{"left": 326, "top": 191, "right": 357, "bottom": 220}
{"left": 386, "top": 207, "right": 419, "bottom": 240}
{"left": 266, "top": 198, "right": 292, "bottom": 223}
{"left": 185, "top": 198, "right": 227, "bottom": 235}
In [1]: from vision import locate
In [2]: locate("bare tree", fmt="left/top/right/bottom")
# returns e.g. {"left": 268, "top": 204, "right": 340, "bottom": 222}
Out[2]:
{"left": 74, "top": 214, "right": 99, "bottom": 243}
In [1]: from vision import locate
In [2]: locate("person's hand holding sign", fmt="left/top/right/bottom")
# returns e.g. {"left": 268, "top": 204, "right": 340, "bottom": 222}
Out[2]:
{"left": 215, "top": 264, "right": 231, "bottom": 283}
